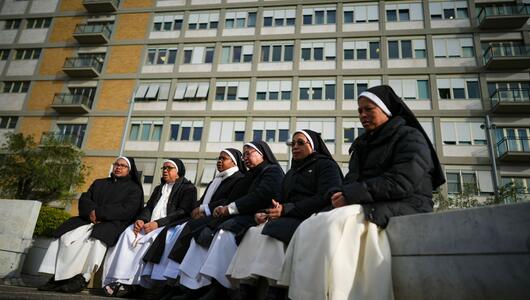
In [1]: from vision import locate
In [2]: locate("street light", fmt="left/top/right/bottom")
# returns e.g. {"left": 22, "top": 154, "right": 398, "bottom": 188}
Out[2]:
{"left": 481, "top": 114, "right": 500, "bottom": 199}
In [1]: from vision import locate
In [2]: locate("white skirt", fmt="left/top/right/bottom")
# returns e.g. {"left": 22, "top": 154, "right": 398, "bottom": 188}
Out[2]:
{"left": 279, "top": 205, "right": 394, "bottom": 300}
{"left": 102, "top": 224, "right": 163, "bottom": 286}
{"left": 39, "top": 224, "right": 107, "bottom": 282}
{"left": 227, "top": 223, "right": 286, "bottom": 282}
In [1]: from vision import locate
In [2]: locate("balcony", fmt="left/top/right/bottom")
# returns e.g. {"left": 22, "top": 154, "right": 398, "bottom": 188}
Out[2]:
{"left": 490, "top": 88, "right": 530, "bottom": 113}
{"left": 477, "top": 4, "right": 530, "bottom": 29}
{"left": 50, "top": 94, "right": 92, "bottom": 114}
{"left": 63, "top": 57, "right": 103, "bottom": 77}
{"left": 497, "top": 137, "right": 530, "bottom": 162}
{"left": 83, "top": 0, "right": 119, "bottom": 13}
{"left": 40, "top": 132, "right": 83, "bottom": 148}
{"left": 483, "top": 44, "right": 530, "bottom": 70}
{"left": 73, "top": 24, "right": 112, "bottom": 44}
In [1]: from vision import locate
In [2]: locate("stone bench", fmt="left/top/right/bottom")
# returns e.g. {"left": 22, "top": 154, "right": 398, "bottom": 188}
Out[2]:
{"left": 386, "top": 202, "right": 530, "bottom": 300}
{"left": 0, "top": 199, "right": 42, "bottom": 278}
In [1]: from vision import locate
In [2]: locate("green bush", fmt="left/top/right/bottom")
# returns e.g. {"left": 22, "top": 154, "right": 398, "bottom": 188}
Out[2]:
{"left": 34, "top": 206, "right": 71, "bottom": 237}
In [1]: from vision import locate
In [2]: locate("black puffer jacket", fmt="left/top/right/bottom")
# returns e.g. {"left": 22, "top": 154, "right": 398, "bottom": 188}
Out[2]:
{"left": 342, "top": 116, "right": 435, "bottom": 227}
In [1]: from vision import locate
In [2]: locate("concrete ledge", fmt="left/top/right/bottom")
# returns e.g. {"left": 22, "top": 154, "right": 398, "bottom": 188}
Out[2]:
{"left": 387, "top": 202, "right": 530, "bottom": 300}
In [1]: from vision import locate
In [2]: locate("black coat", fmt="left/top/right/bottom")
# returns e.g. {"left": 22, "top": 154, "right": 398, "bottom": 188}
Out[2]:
{"left": 261, "top": 154, "right": 343, "bottom": 244}
{"left": 136, "top": 177, "right": 196, "bottom": 227}
{"left": 145, "top": 171, "right": 243, "bottom": 263}
{"left": 342, "top": 116, "right": 435, "bottom": 227}
{"left": 53, "top": 175, "right": 143, "bottom": 247}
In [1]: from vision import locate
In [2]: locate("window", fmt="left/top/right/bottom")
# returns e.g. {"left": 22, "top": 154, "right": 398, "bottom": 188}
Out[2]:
{"left": 442, "top": 121, "right": 486, "bottom": 145}
{"left": 68, "top": 86, "right": 96, "bottom": 107}
{"left": 169, "top": 120, "right": 203, "bottom": 141}
{"left": 388, "top": 39, "right": 426, "bottom": 59}
{"left": 260, "top": 43, "right": 294, "bottom": 62}
{"left": 2, "top": 81, "right": 30, "bottom": 93}
{"left": 0, "top": 49, "right": 9, "bottom": 60}
{"left": 430, "top": 1, "right": 468, "bottom": 20}
{"left": 445, "top": 170, "right": 491, "bottom": 195}
{"left": 302, "top": 7, "right": 336, "bottom": 25}
{"left": 343, "top": 4, "right": 379, "bottom": 23}
{"left": 256, "top": 80, "right": 292, "bottom": 101}
{"left": 188, "top": 12, "right": 219, "bottom": 30}
{"left": 145, "top": 47, "right": 178, "bottom": 65}
{"left": 389, "top": 79, "right": 430, "bottom": 100}
{"left": 0, "top": 116, "right": 18, "bottom": 129}
{"left": 496, "top": 128, "right": 530, "bottom": 154}
{"left": 134, "top": 82, "right": 170, "bottom": 101}
{"left": 129, "top": 121, "right": 163, "bottom": 141}
{"left": 4, "top": 19, "right": 21, "bottom": 30}
{"left": 252, "top": 120, "right": 289, "bottom": 143}
{"left": 343, "top": 79, "right": 381, "bottom": 100}
{"left": 221, "top": 45, "right": 253, "bottom": 63}
{"left": 263, "top": 8, "right": 296, "bottom": 27}
{"left": 433, "top": 37, "right": 474, "bottom": 58}
{"left": 343, "top": 40, "right": 380, "bottom": 60}
{"left": 14, "top": 48, "right": 41, "bottom": 60}
{"left": 487, "top": 81, "right": 530, "bottom": 102}
{"left": 437, "top": 78, "right": 480, "bottom": 100}
{"left": 182, "top": 46, "right": 215, "bottom": 64}
{"left": 26, "top": 18, "right": 52, "bottom": 29}
{"left": 174, "top": 82, "right": 210, "bottom": 101}
{"left": 208, "top": 120, "right": 246, "bottom": 142}
{"left": 215, "top": 81, "right": 249, "bottom": 101}
{"left": 225, "top": 11, "right": 256, "bottom": 28}
{"left": 300, "top": 41, "right": 335, "bottom": 61}
{"left": 296, "top": 118, "right": 335, "bottom": 143}
{"left": 385, "top": 3, "right": 423, "bottom": 22}
{"left": 342, "top": 119, "right": 365, "bottom": 143}
{"left": 152, "top": 15, "right": 183, "bottom": 31}
{"left": 299, "top": 80, "right": 335, "bottom": 101}
{"left": 501, "top": 177, "right": 530, "bottom": 202}
{"left": 56, "top": 124, "right": 86, "bottom": 148}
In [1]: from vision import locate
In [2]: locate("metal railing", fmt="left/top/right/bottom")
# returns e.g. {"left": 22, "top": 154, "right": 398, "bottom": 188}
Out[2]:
{"left": 41, "top": 132, "right": 83, "bottom": 148}
{"left": 483, "top": 44, "right": 530, "bottom": 63}
{"left": 497, "top": 136, "right": 530, "bottom": 157}
{"left": 83, "top": 0, "right": 120, "bottom": 6}
{"left": 74, "top": 24, "right": 112, "bottom": 38}
{"left": 63, "top": 57, "right": 103, "bottom": 73}
{"left": 477, "top": 4, "right": 530, "bottom": 23}
{"left": 52, "top": 94, "right": 92, "bottom": 107}
{"left": 490, "top": 88, "right": 530, "bottom": 106}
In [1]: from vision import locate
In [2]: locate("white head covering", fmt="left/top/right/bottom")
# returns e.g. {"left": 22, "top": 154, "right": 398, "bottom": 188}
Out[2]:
{"left": 116, "top": 156, "right": 131, "bottom": 168}
{"left": 359, "top": 91, "right": 393, "bottom": 117}
{"left": 244, "top": 142, "right": 263, "bottom": 157}
{"left": 163, "top": 159, "right": 178, "bottom": 173}
{"left": 221, "top": 149, "right": 237, "bottom": 165}
{"left": 293, "top": 130, "right": 315, "bottom": 150}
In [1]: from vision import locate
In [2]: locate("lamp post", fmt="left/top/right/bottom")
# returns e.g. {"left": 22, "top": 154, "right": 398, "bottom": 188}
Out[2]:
{"left": 119, "top": 95, "right": 135, "bottom": 156}
{"left": 483, "top": 114, "right": 501, "bottom": 199}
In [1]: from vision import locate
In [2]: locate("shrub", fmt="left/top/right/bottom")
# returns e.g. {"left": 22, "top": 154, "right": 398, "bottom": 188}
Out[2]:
{"left": 34, "top": 206, "right": 71, "bottom": 237}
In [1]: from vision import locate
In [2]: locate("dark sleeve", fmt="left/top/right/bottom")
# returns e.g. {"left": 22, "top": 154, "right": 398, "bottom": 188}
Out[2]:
{"left": 234, "top": 165, "right": 285, "bottom": 214}
{"left": 155, "top": 184, "right": 197, "bottom": 227}
{"left": 207, "top": 175, "right": 243, "bottom": 211}
{"left": 78, "top": 181, "right": 98, "bottom": 220}
{"left": 283, "top": 160, "right": 343, "bottom": 219}
{"left": 342, "top": 129, "right": 433, "bottom": 204}
{"left": 95, "top": 184, "right": 144, "bottom": 221}
{"left": 136, "top": 186, "right": 160, "bottom": 222}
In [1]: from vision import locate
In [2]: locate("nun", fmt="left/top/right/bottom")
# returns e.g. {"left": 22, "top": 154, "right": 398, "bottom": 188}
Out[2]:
{"left": 139, "top": 149, "right": 246, "bottom": 296}
{"left": 174, "top": 141, "right": 284, "bottom": 300}
{"left": 227, "top": 130, "right": 343, "bottom": 300}
{"left": 102, "top": 158, "right": 196, "bottom": 297}
{"left": 279, "top": 85, "right": 446, "bottom": 300}
{"left": 38, "top": 156, "right": 143, "bottom": 293}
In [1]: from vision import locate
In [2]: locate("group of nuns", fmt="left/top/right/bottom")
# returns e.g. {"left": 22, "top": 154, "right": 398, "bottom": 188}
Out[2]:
{"left": 38, "top": 85, "right": 445, "bottom": 300}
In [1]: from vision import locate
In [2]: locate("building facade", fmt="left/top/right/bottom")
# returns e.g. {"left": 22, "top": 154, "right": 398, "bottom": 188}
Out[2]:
{"left": 0, "top": 0, "right": 529, "bottom": 202}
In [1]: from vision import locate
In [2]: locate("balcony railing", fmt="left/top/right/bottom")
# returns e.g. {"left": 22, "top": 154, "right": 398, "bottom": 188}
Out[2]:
{"left": 63, "top": 57, "right": 103, "bottom": 77}
{"left": 51, "top": 94, "right": 92, "bottom": 113}
{"left": 490, "top": 88, "right": 530, "bottom": 113}
{"left": 83, "top": 0, "right": 120, "bottom": 13}
{"left": 73, "top": 24, "right": 112, "bottom": 43}
{"left": 497, "top": 137, "right": 530, "bottom": 161}
{"left": 41, "top": 132, "right": 83, "bottom": 148}
{"left": 483, "top": 44, "right": 530, "bottom": 69}
{"left": 477, "top": 4, "right": 530, "bottom": 29}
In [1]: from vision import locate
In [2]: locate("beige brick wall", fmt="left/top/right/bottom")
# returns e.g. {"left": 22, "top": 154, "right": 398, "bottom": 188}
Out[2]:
{"left": 49, "top": 17, "right": 84, "bottom": 43}
{"left": 106, "top": 46, "right": 143, "bottom": 74}
{"left": 27, "top": 81, "right": 63, "bottom": 111}
{"left": 18, "top": 117, "right": 52, "bottom": 142}
{"left": 96, "top": 80, "right": 135, "bottom": 111}
{"left": 85, "top": 117, "right": 126, "bottom": 151}
{"left": 122, "top": 0, "right": 154, "bottom": 9}
{"left": 114, "top": 13, "right": 150, "bottom": 40}
{"left": 39, "top": 48, "right": 74, "bottom": 76}
{"left": 59, "top": 0, "right": 85, "bottom": 12}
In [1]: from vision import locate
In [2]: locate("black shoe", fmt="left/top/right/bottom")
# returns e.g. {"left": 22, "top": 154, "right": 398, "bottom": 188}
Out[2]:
{"left": 58, "top": 274, "right": 88, "bottom": 293}
{"left": 230, "top": 284, "right": 256, "bottom": 300}
{"left": 264, "top": 286, "right": 286, "bottom": 300}
{"left": 198, "top": 282, "right": 229, "bottom": 300}
{"left": 171, "top": 286, "right": 208, "bottom": 300}
{"left": 159, "top": 286, "right": 183, "bottom": 300}
{"left": 38, "top": 277, "right": 65, "bottom": 292}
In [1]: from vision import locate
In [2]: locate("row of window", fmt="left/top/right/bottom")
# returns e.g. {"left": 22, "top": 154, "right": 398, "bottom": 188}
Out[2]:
{"left": 0, "top": 48, "right": 41, "bottom": 60}
{"left": 2, "top": 17, "right": 51, "bottom": 30}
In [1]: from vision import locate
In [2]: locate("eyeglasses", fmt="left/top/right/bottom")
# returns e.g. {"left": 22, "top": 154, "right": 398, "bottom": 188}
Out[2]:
{"left": 161, "top": 166, "right": 176, "bottom": 171}
{"left": 287, "top": 140, "right": 310, "bottom": 147}
{"left": 242, "top": 150, "right": 257, "bottom": 158}
{"left": 113, "top": 163, "right": 129, "bottom": 169}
